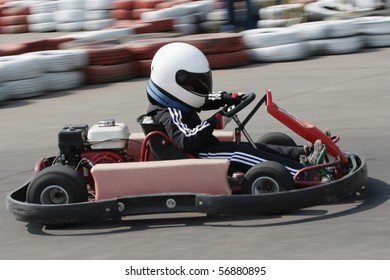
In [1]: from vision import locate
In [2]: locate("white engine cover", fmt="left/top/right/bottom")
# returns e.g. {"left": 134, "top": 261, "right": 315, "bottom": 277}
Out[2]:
{"left": 88, "top": 122, "right": 130, "bottom": 150}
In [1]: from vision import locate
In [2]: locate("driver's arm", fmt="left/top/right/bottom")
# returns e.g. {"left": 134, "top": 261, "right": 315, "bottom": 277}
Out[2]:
{"left": 160, "top": 108, "right": 219, "bottom": 153}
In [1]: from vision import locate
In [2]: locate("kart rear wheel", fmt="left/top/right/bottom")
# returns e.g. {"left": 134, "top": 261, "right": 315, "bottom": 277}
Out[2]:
{"left": 26, "top": 165, "right": 88, "bottom": 204}
{"left": 242, "top": 161, "right": 295, "bottom": 194}
{"left": 257, "top": 132, "right": 296, "bottom": 146}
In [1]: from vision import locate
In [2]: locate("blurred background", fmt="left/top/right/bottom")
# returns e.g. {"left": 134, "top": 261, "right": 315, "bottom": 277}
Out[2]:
{"left": 1, "top": 0, "right": 390, "bottom": 102}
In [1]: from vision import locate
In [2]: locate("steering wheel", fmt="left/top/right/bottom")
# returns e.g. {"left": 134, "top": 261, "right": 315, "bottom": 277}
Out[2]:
{"left": 221, "top": 92, "right": 256, "bottom": 118}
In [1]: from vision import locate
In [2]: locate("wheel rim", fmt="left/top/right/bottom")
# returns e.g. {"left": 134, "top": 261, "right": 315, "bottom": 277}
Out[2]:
{"left": 251, "top": 176, "right": 280, "bottom": 194}
{"left": 40, "top": 185, "right": 70, "bottom": 204}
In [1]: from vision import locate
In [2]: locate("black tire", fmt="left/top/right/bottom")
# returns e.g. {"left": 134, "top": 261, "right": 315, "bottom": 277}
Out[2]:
{"left": 26, "top": 165, "right": 88, "bottom": 204}
{"left": 257, "top": 132, "right": 296, "bottom": 146}
{"left": 242, "top": 161, "right": 295, "bottom": 194}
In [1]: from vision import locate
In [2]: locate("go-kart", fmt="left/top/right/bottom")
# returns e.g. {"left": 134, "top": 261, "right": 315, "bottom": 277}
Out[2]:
{"left": 6, "top": 90, "right": 367, "bottom": 225}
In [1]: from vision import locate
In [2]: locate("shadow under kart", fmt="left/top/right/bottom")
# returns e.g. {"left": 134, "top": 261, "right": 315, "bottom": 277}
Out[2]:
{"left": 6, "top": 90, "right": 367, "bottom": 225}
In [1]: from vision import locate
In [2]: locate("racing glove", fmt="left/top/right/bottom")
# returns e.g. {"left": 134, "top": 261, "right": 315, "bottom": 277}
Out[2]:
{"left": 207, "top": 110, "right": 232, "bottom": 130}
{"left": 219, "top": 91, "right": 242, "bottom": 106}
{"left": 200, "top": 91, "right": 242, "bottom": 111}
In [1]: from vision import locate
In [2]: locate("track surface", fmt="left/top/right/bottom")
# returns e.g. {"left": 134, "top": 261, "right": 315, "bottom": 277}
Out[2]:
{"left": 1, "top": 47, "right": 389, "bottom": 260}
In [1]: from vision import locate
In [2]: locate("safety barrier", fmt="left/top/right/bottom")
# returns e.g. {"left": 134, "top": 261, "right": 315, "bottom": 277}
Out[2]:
{"left": 1, "top": 0, "right": 390, "bottom": 103}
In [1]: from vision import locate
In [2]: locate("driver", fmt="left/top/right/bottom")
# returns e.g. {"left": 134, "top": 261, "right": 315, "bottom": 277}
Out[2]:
{"left": 144, "top": 42, "right": 322, "bottom": 176}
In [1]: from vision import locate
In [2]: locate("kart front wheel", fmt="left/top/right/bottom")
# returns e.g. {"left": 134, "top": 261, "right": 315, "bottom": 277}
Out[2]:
{"left": 26, "top": 165, "right": 88, "bottom": 204}
{"left": 242, "top": 161, "right": 295, "bottom": 194}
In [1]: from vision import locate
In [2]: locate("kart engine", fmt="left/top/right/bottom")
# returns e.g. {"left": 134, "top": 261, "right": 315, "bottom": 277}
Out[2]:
{"left": 57, "top": 120, "right": 130, "bottom": 188}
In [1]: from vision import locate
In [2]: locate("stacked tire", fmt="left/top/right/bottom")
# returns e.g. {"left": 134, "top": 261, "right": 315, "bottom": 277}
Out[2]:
{"left": 141, "top": 0, "right": 213, "bottom": 35}
{"left": 62, "top": 28, "right": 134, "bottom": 44}
{"left": 130, "top": 0, "right": 162, "bottom": 20}
{"left": 24, "top": 50, "right": 88, "bottom": 92}
{"left": 83, "top": 0, "right": 114, "bottom": 31}
{"left": 27, "top": 0, "right": 58, "bottom": 32}
{"left": 110, "top": 0, "right": 173, "bottom": 34}
{"left": 111, "top": 0, "right": 161, "bottom": 20}
{"left": 182, "top": 32, "right": 251, "bottom": 69}
{"left": 352, "top": 16, "right": 390, "bottom": 48}
{"left": 294, "top": 20, "right": 364, "bottom": 56}
{"left": 241, "top": 27, "right": 310, "bottom": 63}
{"left": 124, "top": 37, "right": 178, "bottom": 77}
{"left": 0, "top": 2, "right": 29, "bottom": 34}
{"left": 0, "top": 55, "right": 45, "bottom": 101}
{"left": 54, "top": 0, "right": 85, "bottom": 32}
{"left": 75, "top": 43, "right": 137, "bottom": 84}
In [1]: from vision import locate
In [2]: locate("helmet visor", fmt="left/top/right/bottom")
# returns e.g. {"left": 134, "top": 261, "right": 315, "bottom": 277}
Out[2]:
{"left": 176, "top": 70, "right": 212, "bottom": 97}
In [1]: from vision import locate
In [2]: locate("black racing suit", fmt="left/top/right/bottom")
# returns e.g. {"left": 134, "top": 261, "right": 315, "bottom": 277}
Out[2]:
{"left": 146, "top": 98, "right": 305, "bottom": 176}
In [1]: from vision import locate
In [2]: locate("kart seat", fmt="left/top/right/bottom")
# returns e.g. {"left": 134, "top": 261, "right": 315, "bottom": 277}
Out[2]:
{"left": 137, "top": 114, "right": 191, "bottom": 161}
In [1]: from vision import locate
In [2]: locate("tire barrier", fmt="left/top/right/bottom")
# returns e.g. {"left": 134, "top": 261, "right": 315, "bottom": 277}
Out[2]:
{"left": 135, "top": 59, "right": 152, "bottom": 78}
{"left": 241, "top": 27, "right": 301, "bottom": 49}
{"left": 207, "top": 50, "right": 251, "bottom": 69}
{"left": 0, "top": 55, "right": 45, "bottom": 99}
{"left": 258, "top": 3, "right": 305, "bottom": 28}
{"left": 0, "top": 43, "right": 27, "bottom": 56}
{"left": 352, "top": 16, "right": 390, "bottom": 48}
{"left": 79, "top": 44, "right": 133, "bottom": 66}
{"left": 1, "top": 76, "right": 46, "bottom": 99}
{"left": 17, "top": 37, "right": 74, "bottom": 54}
{"left": 0, "top": 55, "right": 42, "bottom": 82}
{"left": 181, "top": 32, "right": 249, "bottom": 69}
{"left": 0, "top": 46, "right": 89, "bottom": 102}
{"left": 241, "top": 27, "right": 310, "bottom": 62}
{"left": 24, "top": 50, "right": 89, "bottom": 73}
{"left": 1, "top": 0, "right": 390, "bottom": 104}
{"left": 23, "top": 39, "right": 53, "bottom": 53}
{"left": 84, "top": 62, "right": 138, "bottom": 84}
{"left": 140, "top": 0, "right": 214, "bottom": 34}
{"left": 124, "top": 37, "right": 177, "bottom": 77}
{"left": 27, "top": 1, "right": 58, "bottom": 32}
{"left": 0, "top": 3, "right": 29, "bottom": 34}
{"left": 60, "top": 28, "right": 134, "bottom": 45}
{"left": 110, "top": 0, "right": 134, "bottom": 20}
{"left": 293, "top": 20, "right": 364, "bottom": 55}
{"left": 247, "top": 41, "right": 310, "bottom": 63}
{"left": 124, "top": 31, "right": 248, "bottom": 76}
{"left": 110, "top": 18, "right": 173, "bottom": 34}
{"left": 84, "top": 0, "right": 114, "bottom": 31}
{"left": 54, "top": 0, "right": 85, "bottom": 32}
{"left": 61, "top": 41, "right": 137, "bottom": 84}
{"left": 124, "top": 37, "right": 178, "bottom": 60}
{"left": 111, "top": 0, "right": 161, "bottom": 20}
{"left": 22, "top": 49, "right": 88, "bottom": 91}
{"left": 182, "top": 32, "right": 244, "bottom": 54}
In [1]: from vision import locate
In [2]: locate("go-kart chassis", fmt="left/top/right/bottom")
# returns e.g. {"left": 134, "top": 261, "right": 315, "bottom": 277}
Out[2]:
{"left": 7, "top": 153, "right": 366, "bottom": 225}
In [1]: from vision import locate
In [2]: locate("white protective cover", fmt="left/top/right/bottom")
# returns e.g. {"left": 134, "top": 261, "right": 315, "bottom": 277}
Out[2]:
{"left": 88, "top": 122, "right": 130, "bottom": 150}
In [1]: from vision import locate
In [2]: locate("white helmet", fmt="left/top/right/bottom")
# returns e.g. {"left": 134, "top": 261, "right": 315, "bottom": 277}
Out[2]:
{"left": 146, "top": 42, "right": 212, "bottom": 111}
